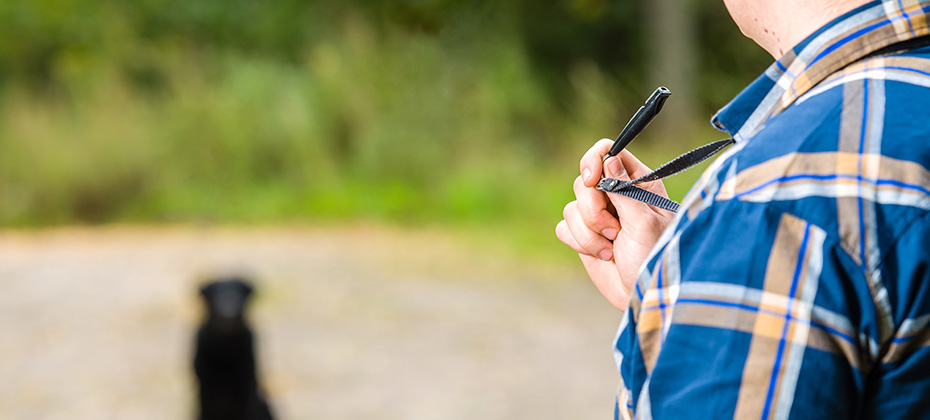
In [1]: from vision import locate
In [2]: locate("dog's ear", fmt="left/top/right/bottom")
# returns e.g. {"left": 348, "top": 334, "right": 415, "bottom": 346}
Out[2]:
{"left": 226, "top": 276, "right": 254, "bottom": 298}
{"left": 199, "top": 282, "right": 216, "bottom": 299}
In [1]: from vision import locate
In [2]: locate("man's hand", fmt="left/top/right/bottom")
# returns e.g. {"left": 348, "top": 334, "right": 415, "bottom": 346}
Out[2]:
{"left": 555, "top": 139, "right": 674, "bottom": 311}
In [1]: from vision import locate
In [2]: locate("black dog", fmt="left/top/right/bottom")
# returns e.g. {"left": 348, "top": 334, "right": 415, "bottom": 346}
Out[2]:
{"left": 194, "top": 278, "right": 274, "bottom": 420}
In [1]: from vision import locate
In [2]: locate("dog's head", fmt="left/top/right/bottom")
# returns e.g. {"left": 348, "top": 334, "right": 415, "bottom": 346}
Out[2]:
{"left": 199, "top": 277, "right": 254, "bottom": 331}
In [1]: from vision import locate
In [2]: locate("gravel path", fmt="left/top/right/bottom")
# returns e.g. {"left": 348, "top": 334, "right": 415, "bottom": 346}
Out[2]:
{"left": 0, "top": 226, "right": 621, "bottom": 420}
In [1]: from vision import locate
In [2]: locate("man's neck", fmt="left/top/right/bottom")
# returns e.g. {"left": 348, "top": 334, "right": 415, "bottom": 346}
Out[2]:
{"left": 736, "top": 0, "right": 871, "bottom": 58}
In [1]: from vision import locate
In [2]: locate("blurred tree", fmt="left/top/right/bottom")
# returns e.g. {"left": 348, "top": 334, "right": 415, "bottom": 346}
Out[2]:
{"left": 508, "top": 0, "right": 645, "bottom": 98}
{"left": 0, "top": 0, "right": 769, "bottom": 108}
{"left": 694, "top": 0, "right": 772, "bottom": 110}
{"left": 645, "top": 0, "right": 698, "bottom": 138}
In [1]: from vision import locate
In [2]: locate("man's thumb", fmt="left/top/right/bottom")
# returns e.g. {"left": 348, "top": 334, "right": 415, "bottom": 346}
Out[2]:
{"left": 604, "top": 155, "right": 627, "bottom": 181}
{"left": 603, "top": 156, "right": 639, "bottom": 219}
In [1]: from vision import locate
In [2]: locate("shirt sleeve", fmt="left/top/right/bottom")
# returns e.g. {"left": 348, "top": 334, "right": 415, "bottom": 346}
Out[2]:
{"left": 857, "top": 210, "right": 930, "bottom": 419}
{"left": 615, "top": 203, "right": 882, "bottom": 419}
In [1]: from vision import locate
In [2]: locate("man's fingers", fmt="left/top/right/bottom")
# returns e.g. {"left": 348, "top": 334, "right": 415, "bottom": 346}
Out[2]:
{"left": 604, "top": 150, "right": 673, "bottom": 238}
{"left": 580, "top": 139, "right": 616, "bottom": 187}
{"left": 578, "top": 254, "right": 630, "bottom": 311}
{"left": 555, "top": 219, "right": 585, "bottom": 254}
{"left": 616, "top": 150, "right": 668, "bottom": 197}
{"left": 556, "top": 219, "right": 610, "bottom": 260}
{"left": 572, "top": 176, "right": 620, "bottom": 240}
{"left": 560, "top": 202, "right": 615, "bottom": 261}
{"left": 558, "top": 221, "right": 630, "bottom": 311}
{"left": 602, "top": 155, "right": 648, "bottom": 220}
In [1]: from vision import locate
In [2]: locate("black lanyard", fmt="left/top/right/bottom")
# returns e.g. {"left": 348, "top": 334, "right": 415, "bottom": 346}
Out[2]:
{"left": 597, "top": 137, "right": 734, "bottom": 213}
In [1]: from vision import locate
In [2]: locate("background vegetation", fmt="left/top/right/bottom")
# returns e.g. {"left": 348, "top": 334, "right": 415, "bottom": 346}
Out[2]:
{"left": 0, "top": 0, "right": 771, "bottom": 256}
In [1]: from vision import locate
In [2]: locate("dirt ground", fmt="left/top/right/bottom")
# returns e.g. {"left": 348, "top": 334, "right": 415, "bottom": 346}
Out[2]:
{"left": 0, "top": 225, "right": 622, "bottom": 420}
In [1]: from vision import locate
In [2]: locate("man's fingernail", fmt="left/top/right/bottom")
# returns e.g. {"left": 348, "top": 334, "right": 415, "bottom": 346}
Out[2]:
{"left": 606, "top": 158, "right": 626, "bottom": 178}
{"left": 583, "top": 168, "right": 592, "bottom": 183}
{"left": 602, "top": 228, "right": 618, "bottom": 240}
{"left": 599, "top": 249, "right": 613, "bottom": 261}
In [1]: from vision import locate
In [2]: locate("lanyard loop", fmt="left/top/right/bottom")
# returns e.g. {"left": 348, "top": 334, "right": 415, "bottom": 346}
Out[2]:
{"left": 597, "top": 138, "right": 735, "bottom": 213}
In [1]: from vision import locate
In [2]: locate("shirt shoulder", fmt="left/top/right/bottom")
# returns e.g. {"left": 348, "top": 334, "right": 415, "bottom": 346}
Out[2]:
{"left": 712, "top": 49, "right": 930, "bottom": 268}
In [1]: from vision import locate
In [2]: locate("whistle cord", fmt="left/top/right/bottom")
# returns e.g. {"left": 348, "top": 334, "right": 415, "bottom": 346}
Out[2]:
{"left": 596, "top": 138, "right": 735, "bottom": 213}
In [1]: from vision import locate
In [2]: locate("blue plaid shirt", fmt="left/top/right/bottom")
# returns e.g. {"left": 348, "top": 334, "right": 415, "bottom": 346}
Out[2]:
{"left": 616, "top": 1, "right": 930, "bottom": 419}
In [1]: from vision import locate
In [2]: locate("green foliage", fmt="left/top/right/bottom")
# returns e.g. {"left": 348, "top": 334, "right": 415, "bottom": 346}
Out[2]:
{"left": 0, "top": 0, "right": 769, "bottom": 256}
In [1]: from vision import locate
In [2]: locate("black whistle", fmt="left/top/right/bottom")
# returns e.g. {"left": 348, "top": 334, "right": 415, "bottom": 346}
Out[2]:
{"left": 605, "top": 86, "right": 671, "bottom": 159}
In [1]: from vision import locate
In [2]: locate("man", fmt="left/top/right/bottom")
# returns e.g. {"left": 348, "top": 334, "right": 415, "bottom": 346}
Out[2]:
{"left": 556, "top": 0, "right": 930, "bottom": 418}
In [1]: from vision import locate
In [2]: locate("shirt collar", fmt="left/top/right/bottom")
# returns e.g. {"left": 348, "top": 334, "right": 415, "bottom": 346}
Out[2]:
{"left": 712, "top": 0, "right": 930, "bottom": 140}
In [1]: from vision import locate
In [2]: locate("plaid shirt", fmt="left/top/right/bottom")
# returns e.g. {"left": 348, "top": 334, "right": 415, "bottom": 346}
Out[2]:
{"left": 615, "top": 1, "right": 930, "bottom": 419}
